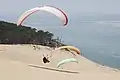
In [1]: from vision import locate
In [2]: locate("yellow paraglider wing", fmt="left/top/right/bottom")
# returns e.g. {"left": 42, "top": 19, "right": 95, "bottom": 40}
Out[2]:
{"left": 55, "top": 46, "right": 81, "bottom": 55}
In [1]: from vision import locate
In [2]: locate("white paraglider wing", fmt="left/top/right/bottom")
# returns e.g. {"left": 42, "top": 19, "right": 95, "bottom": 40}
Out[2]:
{"left": 17, "top": 7, "right": 40, "bottom": 26}
{"left": 17, "top": 5, "right": 68, "bottom": 26}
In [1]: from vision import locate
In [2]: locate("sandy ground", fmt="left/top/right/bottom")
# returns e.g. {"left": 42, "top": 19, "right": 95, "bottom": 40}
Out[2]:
{"left": 0, "top": 44, "right": 120, "bottom": 80}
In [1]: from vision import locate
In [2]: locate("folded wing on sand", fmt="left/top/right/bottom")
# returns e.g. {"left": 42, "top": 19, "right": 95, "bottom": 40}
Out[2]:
{"left": 17, "top": 5, "right": 68, "bottom": 26}
{"left": 57, "top": 58, "right": 78, "bottom": 68}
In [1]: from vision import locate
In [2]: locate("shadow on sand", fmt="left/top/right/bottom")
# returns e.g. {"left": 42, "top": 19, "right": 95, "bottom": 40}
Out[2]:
{"left": 28, "top": 64, "right": 80, "bottom": 74}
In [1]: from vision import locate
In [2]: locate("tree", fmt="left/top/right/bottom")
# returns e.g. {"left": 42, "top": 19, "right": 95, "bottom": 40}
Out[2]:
{"left": 0, "top": 21, "right": 65, "bottom": 47}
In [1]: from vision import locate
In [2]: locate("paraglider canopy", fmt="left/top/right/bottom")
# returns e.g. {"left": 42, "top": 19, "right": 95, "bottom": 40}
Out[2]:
{"left": 55, "top": 46, "right": 81, "bottom": 55}
{"left": 17, "top": 5, "right": 68, "bottom": 26}
{"left": 57, "top": 58, "right": 78, "bottom": 68}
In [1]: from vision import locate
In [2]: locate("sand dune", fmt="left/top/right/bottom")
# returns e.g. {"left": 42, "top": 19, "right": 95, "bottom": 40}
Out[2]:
{"left": 0, "top": 44, "right": 120, "bottom": 80}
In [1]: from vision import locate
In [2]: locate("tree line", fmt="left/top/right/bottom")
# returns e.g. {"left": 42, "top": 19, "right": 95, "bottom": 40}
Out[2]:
{"left": 0, "top": 21, "right": 65, "bottom": 47}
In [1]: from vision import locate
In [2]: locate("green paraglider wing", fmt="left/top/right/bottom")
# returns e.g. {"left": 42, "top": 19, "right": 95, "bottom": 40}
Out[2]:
{"left": 57, "top": 58, "right": 78, "bottom": 68}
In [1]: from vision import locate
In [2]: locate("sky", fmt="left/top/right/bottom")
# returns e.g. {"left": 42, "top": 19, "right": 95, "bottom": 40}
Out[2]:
{"left": 0, "top": 0, "right": 120, "bottom": 20}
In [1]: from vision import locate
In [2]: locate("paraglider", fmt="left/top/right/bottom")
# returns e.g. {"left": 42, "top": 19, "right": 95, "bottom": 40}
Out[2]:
{"left": 17, "top": 5, "right": 68, "bottom": 26}
{"left": 57, "top": 58, "right": 78, "bottom": 68}
{"left": 42, "top": 54, "right": 50, "bottom": 63}
{"left": 55, "top": 46, "right": 81, "bottom": 55}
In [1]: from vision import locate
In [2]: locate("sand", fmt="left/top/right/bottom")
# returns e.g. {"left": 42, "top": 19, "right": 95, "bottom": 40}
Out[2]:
{"left": 0, "top": 44, "right": 120, "bottom": 80}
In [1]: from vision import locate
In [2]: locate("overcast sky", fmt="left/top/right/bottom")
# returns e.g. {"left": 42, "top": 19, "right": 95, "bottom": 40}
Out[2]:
{"left": 0, "top": 0, "right": 120, "bottom": 15}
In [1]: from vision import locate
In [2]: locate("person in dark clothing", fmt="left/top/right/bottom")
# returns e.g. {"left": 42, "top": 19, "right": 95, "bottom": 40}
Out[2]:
{"left": 42, "top": 55, "right": 50, "bottom": 63}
